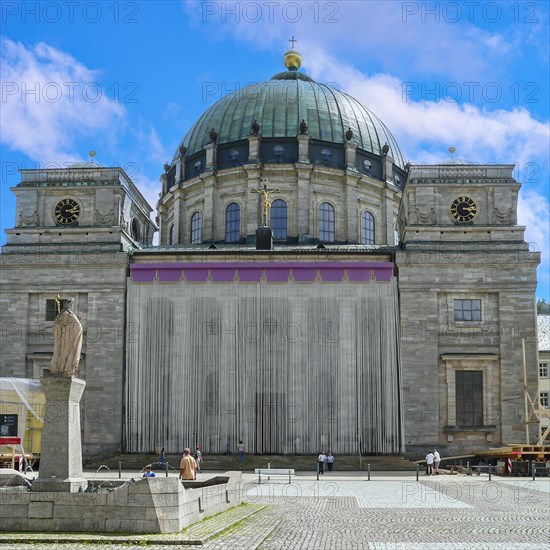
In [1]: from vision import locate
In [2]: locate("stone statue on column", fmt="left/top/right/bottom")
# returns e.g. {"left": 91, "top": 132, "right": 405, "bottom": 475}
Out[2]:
{"left": 33, "top": 294, "right": 86, "bottom": 492}
{"left": 50, "top": 296, "right": 83, "bottom": 376}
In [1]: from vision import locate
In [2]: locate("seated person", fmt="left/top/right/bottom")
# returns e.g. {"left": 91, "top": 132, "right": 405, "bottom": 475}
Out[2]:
{"left": 142, "top": 465, "right": 156, "bottom": 478}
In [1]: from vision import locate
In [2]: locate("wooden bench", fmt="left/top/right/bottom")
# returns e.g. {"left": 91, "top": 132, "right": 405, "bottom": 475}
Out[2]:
{"left": 255, "top": 468, "right": 295, "bottom": 484}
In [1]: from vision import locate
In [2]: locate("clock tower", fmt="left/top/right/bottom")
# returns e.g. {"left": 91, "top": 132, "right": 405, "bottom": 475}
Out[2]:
{"left": 0, "top": 163, "right": 157, "bottom": 456}
{"left": 396, "top": 163, "right": 540, "bottom": 455}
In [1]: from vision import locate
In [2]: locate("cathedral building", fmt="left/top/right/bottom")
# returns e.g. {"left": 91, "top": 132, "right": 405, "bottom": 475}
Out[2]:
{"left": 0, "top": 49, "right": 541, "bottom": 458}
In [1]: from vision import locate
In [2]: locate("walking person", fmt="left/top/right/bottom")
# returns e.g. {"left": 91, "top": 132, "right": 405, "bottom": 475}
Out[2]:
{"left": 237, "top": 440, "right": 245, "bottom": 463}
{"left": 159, "top": 448, "right": 167, "bottom": 470}
{"left": 318, "top": 451, "right": 327, "bottom": 474}
{"left": 179, "top": 448, "right": 198, "bottom": 480}
{"left": 194, "top": 445, "right": 203, "bottom": 471}
{"left": 327, "top": 452, "right": 335, "bottom": 472}
{"left": 425, "top": 450, "right": 434, "bottom": 476}
{"left": 433, "top": 449, "right": 441, "bottom": 475}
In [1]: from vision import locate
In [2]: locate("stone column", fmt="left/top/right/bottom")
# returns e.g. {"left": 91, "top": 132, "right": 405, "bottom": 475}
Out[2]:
{"left": 344, "top": 171, "right": 360, "bottom": 243}
{"left": 204, "top": 143, "right": 217, "bottom": 172}
{"left": 296, "top": 165, "right": 313, "bottom": 240}
{"left": 202, "top": 174, "right": 216, "bottom": 242}
{"left": 297, "top": 134, "right": 310, "bottom": 164}
{"left": 383, "top": 153, "right": 394, "bottom": 183}
{"left": 344, "top": 141, "right": 357, "bottom": 170}
{"left": 244, "top": 165, "right": 261, "bottom": 241}
{"left": 247, "top": 134, "right": 261, "bottom": 162}
{"left": 33, "top": 371, "right": 86, "bottom": 492}
{"left": 173, "top": 190, "right": 182, "bottom": 244}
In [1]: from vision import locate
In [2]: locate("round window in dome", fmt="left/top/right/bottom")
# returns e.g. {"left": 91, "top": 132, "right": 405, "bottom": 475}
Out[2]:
{"left": 273, "top": 145, "right": 284, "bottom": 158}
{"left": 194, "top": 160, "right": 202, "bottom": 172}
{"left": 321, "top": 149, "right": 333, "bottom": 162}
{"left": 229, "top": 149, "right": 239, "bottom": 161}
{"left": 363, "top": 159, "right": 372, "bottom": 173}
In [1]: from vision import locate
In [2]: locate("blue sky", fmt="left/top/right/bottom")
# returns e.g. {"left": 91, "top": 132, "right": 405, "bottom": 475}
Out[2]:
{"left": 1, "top": 0, "right": 549, "bottom": 298}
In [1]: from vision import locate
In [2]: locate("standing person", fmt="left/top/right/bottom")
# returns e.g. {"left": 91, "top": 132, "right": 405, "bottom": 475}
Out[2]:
{"left": 318, "top": 451, "right": 327, "bottom": 474}
{"left": 159, "top": 448, "right": 167, "bottom": 470}
{"left": 179, "top": 448, "right": 198, "bottom": 480}
{"left": 194, "top": 445, "right": 203, "bottom": 471}
{"left": 237, "top": 440, "right": 245, "bottom": 463}
{"left": 433, "top": 449, "right": 441, "bottom": 475}
{"left": 425, "top": 450, "right": 434, "bottom": 476}
{"left": 326, "top": 452, "right": 335, "bottom": 472}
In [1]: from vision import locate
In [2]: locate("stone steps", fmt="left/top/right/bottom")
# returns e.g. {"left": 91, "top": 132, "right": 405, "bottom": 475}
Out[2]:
{"left": 84, "top": 453, "right": 417, "bottom": 472}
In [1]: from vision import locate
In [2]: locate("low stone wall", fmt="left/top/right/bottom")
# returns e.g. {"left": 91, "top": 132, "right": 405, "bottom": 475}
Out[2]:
{"left": 0, "top": 472, "right": 243, "bottom": 533}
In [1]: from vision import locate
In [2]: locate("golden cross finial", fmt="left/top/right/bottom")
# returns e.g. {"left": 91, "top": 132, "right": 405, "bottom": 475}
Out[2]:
{"left": 251, "top": 179, "right": 280, "bottom": 227}
{"left": 289, "top": 36, "right": 297, "bottom": 49}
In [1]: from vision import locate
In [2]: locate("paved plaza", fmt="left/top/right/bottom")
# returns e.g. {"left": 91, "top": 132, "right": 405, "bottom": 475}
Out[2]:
{"left": 1, "top": 471, "right": 548, "bottom": 549}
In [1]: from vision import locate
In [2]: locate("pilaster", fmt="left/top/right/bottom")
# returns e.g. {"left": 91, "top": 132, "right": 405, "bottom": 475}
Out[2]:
{"left": 297, "top": 134, "right": 310, "bottom": 164}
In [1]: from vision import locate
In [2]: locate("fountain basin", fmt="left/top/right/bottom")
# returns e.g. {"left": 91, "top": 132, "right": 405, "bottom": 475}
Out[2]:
{"left": 0, "top": 471, "right": 243, "bottom": 533}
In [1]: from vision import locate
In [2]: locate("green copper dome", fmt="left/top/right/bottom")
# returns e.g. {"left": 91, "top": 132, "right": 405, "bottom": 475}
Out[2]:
{"left": 173, "top": 69, "right": 405, "bottom": 169}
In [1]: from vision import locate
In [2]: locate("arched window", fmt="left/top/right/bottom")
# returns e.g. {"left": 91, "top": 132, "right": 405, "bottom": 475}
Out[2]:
{"left": 191, "top": 211, "right": 202, "bottom": 244}
{"left": 131, "top": 218, "right": 140, "bottom": 241}
{"left": 168, "top": 224, "right": 174, "bottom": 245}
{"left": 319, "top": 202, "right": 335, "bottom": 243}
{"left": 361, "top": 211, "right": 375, "bottom": 244}
{"left": 271, "top": 199, "right": 287, "bottom": 240}
{"left": 225, "top": 203, "right": 240, "bottom": 243}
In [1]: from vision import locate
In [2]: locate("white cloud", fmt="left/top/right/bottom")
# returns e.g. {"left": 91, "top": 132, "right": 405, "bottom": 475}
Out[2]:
{"left": 0, "top": 38, "right": 125, "bottom": 164}
{"left": 518, "top": 191, "right": 550, "bottom": 293}
{"left": 304, "top": 46, "right": 550, "bottom": 168}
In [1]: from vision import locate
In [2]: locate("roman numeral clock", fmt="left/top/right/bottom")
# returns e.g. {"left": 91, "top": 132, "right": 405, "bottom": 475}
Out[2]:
{"left": 450, "top": 196, "right": 477, "bottom": 223}
{"left": 55, "top": 198, "right": 81, "bottom": 225}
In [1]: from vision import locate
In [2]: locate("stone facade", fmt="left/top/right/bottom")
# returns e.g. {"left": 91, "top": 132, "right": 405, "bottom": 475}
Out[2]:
{"left": 158, "top": 135, "right": 402, "bottom": 246}
{"left": 0, "top": 161, "right": 541, "bottom": 458}
{"left": 0, "top": 166, "right": 157, "bottom": 456}
{"left": 397, "top": 164, "right": 540, "bottom": 455}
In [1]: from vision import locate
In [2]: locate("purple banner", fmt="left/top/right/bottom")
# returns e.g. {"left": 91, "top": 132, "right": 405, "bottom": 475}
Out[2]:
{"left": 130, "top": 262, "right": 394, "bottom": 283}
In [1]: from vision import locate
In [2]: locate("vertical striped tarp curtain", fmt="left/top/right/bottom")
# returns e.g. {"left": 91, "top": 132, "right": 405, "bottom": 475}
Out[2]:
{"left": 125, "top": 277, "right": 402, "bottom": 455}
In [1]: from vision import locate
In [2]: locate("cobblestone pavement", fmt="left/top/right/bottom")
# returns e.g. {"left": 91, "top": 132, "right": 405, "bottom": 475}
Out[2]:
{"left": 0, "top": 474, "right": 548, "bottom": 549}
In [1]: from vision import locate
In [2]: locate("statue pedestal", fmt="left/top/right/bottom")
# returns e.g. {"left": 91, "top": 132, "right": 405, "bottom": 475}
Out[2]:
{"left": 256, "top": 226, "right": 273, "bottom": 250}
{"left": 33, "top": 370, "right": 86, "bottom": 492}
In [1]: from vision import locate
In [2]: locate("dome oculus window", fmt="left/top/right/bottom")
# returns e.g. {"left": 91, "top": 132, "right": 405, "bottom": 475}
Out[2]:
{"left": 229, "top": 149, "right": 239, "bottom": 162}
{"left": 194, "top": 160, "right": 202, "bottom": 172}
{"left": 273, "top": 145, "right": 284, "bottom": 158}
{"left": 321, "top": 149, "right": 332, "bottom": 162}
{"left": 363, "top": 159, "right": 372, "bottom": 174}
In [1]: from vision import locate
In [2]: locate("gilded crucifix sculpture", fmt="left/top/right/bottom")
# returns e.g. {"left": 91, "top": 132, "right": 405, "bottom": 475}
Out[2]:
{"left": 251, "top": 179, "right": 280, "bottom": 227}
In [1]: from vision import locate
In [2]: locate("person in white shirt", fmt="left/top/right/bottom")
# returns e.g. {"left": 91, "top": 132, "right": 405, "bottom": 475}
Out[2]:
{"left": 326, "top": 452, "right": 335, "bottom": 472}
{"left": 433, "top": 449, "right": 441, "bottom": 475}
{"left": 318, "top": 452, "right": 327, "bottom": 474}
{"left": 425, "top": 450, "right": 434, "bottom": 476}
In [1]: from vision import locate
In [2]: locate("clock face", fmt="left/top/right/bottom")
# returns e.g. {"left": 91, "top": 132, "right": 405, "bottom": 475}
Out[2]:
{"left": 450, "top": 196, "right": 477, "bottom": 223}
{"left": 55, "top": 198, "right": 81, "bottom": 225}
